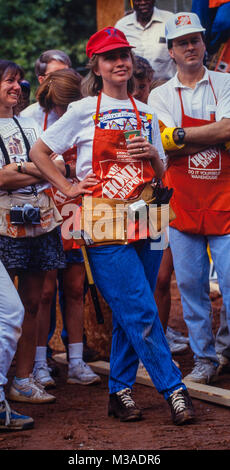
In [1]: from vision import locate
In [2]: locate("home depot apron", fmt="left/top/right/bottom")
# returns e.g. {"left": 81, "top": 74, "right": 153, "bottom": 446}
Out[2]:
{"left": 85, "top": 92, "right": 156, "bottom": 242}
{"left": 43, "top": 113, "right": 81, "bottom": 250}
{"left": 164, "top": 81, "right": 230, "bottom": 235}
{"left": 92, "top": 91, "right": 155, "bottom": 200}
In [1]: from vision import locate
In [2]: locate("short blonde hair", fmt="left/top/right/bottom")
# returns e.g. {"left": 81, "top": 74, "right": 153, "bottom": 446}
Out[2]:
{"left": 36, "top": 68, "right": 82, "bottom": 112}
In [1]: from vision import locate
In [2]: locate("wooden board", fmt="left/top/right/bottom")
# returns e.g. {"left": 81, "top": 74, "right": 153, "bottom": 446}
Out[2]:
{"left": 86, "top": 360, "right": 230, "bottom": 408}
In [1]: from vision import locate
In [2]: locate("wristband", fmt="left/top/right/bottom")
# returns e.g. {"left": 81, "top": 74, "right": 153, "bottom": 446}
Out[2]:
{"left": 65, "top": 164, "right": 71, "bottom": 178}
{"left": 161, "top": 127, "right": 185, "bottom": 151}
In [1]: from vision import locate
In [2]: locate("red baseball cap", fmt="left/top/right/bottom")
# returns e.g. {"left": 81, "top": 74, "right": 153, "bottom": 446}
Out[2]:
{"left": 86, "top": 26, "right": 134, "bottom": 58}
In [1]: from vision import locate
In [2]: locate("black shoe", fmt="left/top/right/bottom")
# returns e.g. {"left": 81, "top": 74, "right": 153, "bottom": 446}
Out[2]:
{"left": 108, "top": 388, "right": 142, "bottom": 422}
{"left": 167, "top": 387, "right": 195, "bottom": 425}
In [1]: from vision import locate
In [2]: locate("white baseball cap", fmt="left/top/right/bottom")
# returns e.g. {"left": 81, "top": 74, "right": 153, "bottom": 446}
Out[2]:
{"left": 165, "top": 12, "right": 206, "bottom": 41}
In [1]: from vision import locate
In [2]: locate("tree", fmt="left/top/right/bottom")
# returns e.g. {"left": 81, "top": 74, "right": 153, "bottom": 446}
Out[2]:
{"left": 0, "top": 0, "right": 96, "bottom": 91}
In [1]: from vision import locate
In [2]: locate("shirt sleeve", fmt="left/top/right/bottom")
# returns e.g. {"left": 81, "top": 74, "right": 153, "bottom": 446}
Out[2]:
{"left": 215, "top": 74, "right": 230, "bottom": 121}
{"left": 148, "top": 88, "right": 177, "bottom": 128}
{"left": 152, "top": 113, "right": 166, "bottom": 163}
{"left": 41, "top": 105, "right": 79, "bottom": 154}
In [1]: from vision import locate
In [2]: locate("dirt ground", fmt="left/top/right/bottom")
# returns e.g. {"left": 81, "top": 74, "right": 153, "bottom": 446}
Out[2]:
{"left": 1, "top": 275, "right": 230, "bottom": 456}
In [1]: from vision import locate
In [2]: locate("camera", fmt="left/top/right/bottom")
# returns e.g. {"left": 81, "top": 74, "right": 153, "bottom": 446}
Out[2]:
{"left": 10, "top": 204, "right": 40, "bottom": 225}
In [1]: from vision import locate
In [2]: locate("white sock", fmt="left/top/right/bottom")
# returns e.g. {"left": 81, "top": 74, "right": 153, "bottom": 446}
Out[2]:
{"left": 34, "top": 346, "right": 47, "bottom": 368}
{"left": 14, "top": 376, "right": 30, "bottom": 385}
{"left": 68, "top": 343, "right": 83, "bottom": 369}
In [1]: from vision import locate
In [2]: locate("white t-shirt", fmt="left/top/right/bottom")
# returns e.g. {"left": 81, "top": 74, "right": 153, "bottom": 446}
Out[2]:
{"left": 148, "top": 67, "right": 230, "bottom": 127}
{"left": 41, "top": 93, "right": 165, "bottom": 183}
{"left": 0, "top": 116, "right": 49, "bottom": 195}
{"left": 21, "top": 102, "right": 59, "bottom": 131}
{"left": 115, "top": 8, "right": 176, "bottom": 80}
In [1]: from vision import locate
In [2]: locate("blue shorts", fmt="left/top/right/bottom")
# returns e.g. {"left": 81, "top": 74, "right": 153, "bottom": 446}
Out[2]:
{"left": 0, "top": 227, "right": 66, "bottom": 272}
{"left": 64, "top": 248, "right": 84, "bottom": 264}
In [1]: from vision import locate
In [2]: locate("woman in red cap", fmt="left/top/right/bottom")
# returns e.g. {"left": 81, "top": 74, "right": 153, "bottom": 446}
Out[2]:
{"left": 30, "top": 26, "right": 194, "bottom": 425}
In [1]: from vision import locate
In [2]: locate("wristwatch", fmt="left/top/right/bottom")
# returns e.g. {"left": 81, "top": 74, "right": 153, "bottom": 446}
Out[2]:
{"left": 16, "top": 162, "right": 23, "bottom": 173}
{"left": 173, "top": 128, "right": 185, "bottom": 145}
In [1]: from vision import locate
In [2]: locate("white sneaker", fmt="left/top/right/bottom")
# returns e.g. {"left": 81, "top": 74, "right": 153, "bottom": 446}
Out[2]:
{"left": 33, "top": 363, "right": 56, "bottom": 389}
{"left": 184, "top": 359, "right": 218, "bottom": 384}
{"left": 166, "top": 326, "right": 190, "bottom": 344}
{"left": 67, "top": 361, "right": 101, "bottom": 385}
{"left": 9, "top": 375, "right": 56, "bottom": 403}
{"left": 166, "top": 334, "right": 189, "bottom": 355}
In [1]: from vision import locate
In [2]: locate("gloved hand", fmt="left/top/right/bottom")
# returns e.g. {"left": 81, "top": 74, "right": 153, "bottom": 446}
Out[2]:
{"left": 153, "top": 180, "right": 174, "bottom": 205}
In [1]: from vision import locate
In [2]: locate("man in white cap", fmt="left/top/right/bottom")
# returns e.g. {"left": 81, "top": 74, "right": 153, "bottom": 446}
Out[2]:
{"left": 148, "top": 12, "right": 230, "bottom": 384}
{"left": 115, "top": 0, "right": 176, "bottom": 80}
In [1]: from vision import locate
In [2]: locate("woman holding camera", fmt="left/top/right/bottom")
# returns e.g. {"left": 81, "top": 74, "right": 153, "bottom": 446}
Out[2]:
{"left": 30, "top": 28, "right": 195, "bottom": 426}
{"left": 0, "top": 60, "right": 96, "bottom": 409}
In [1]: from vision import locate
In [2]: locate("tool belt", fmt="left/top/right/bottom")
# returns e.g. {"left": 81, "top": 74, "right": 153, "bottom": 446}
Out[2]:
{"left": 73, "top": 183, "right": 176, "bottom": 246}
{"left": 0, "top": 192, "right": 63, "bottom": 238}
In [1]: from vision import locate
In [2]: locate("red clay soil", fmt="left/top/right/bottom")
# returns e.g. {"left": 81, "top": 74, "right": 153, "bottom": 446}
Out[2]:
{"left": 1, "top": 275, "right": 230, "bottom": 454}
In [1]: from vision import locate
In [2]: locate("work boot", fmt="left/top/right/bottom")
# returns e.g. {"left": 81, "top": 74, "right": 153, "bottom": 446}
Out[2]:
{"left": 108, "top": 388, "right": 142, "bottom": 422}
{"left": 167, "top": 387, "right": 195, "bottom": 425}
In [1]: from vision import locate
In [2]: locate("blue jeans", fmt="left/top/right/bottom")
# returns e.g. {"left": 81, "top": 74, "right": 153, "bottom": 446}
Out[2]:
{"left": 169, "top": 227, "right": 230, "bottom": 364}
{"left": 87, "top": 239, "right": 184, "bottom": 400}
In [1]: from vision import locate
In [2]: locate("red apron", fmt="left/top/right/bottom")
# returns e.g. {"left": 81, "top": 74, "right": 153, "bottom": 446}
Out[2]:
{"left": 164, "top": 81, "right": 230, "bottom": 235}
{"left": 92, "top": 91, "right": 155, "bottom": 199}
{"left": 43, "top": 113, "right": 81, "bottom": 250}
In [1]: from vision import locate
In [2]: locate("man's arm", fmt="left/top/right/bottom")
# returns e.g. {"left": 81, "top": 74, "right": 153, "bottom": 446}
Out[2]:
{"left": 182, "top": 118, "right": 230, "bottom": 146}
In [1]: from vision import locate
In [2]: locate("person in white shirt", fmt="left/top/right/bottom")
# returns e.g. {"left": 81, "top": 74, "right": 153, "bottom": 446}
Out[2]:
{"left": 115, "top": 0, "right": 176, "bottom": 80}
{"left": 30, "top": 26, "right": 195, "bottom": 426}
{"left": 148, "top": 12, "right": 230, "bottom": 384}
{"left": 21, "top": 49, "right": 71, "bottom": 130}
{"left": 0, "top": 59, "right": 68, "bottom": 416}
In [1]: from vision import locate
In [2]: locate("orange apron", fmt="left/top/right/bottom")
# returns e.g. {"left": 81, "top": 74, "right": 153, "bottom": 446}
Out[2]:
{"left": 43, "top": 113, "right": 81, "bottom": 250}
{"left": 164, "top": 81, "right": 230, "bottom": 235}
{"left": 91, "top": 91, "right": 155, "bottom": 199}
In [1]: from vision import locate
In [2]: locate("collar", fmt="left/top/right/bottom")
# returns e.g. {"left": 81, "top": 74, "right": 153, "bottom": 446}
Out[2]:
{"left": 125, "top": 7, "right": 164, "bottom": 29}
{"left": 173, "top": 66, "right": 210, "bottom": 89}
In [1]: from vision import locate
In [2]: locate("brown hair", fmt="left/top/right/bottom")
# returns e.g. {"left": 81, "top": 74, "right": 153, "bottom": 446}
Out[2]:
{"left": 133, "top": 56, "right": 154, "bottom": 82}
{"left": 0, "top": 60, "right": 24, "bottom": 83}
{"left": 81, "top": 50, "right": 136, "bottom": 97}
{"left": 36, "top": 68, "right": 82, "bottom": 112}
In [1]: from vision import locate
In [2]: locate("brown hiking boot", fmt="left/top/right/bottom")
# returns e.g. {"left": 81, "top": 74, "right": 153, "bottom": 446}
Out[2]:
{"left": 167, "top": 387, "right": 195, "bottom": 425}
{"left": 108, "top": 388, "right": 142, "bottom": 422}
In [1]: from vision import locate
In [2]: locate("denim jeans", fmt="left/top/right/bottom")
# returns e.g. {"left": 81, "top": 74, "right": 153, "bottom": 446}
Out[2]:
{"left": 87, "top": 239, "right": 184, "bottom": 400}
{"left": 169, "top": 227, "right": 230, "bottom": 364}
{"left": 215, "top": 304, "right": 230, "bottom": 359}
{"left": 0, "top": 260, "right": 24, "bottom": 401}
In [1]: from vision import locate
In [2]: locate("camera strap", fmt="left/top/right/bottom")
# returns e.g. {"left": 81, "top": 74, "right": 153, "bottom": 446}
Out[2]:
{"left": 0, "top": 117, "right": 37, "bottom": 196}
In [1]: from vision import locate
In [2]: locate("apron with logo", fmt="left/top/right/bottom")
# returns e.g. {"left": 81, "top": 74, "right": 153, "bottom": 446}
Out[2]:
{"left": 83, "top": 91, "right": 156, "bottom": 242}
{"left": 92, "top": 91, "right": 154, "bottom": 200}
{"left": 164, "top": 80, "right": 230, "bottom": 235}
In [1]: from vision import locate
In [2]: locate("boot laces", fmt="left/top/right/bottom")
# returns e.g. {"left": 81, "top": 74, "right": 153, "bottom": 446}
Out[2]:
{"left": 118, "top": 388, "right": 135, "bottom": 408}
{"left": 170, "top": 387, "right": 186, "bottom": 413}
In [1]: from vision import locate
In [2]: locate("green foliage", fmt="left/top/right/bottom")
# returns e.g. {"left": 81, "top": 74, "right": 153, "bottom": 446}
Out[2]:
{"left": 0, "top": 0, "right": 96, "bottom": 94}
